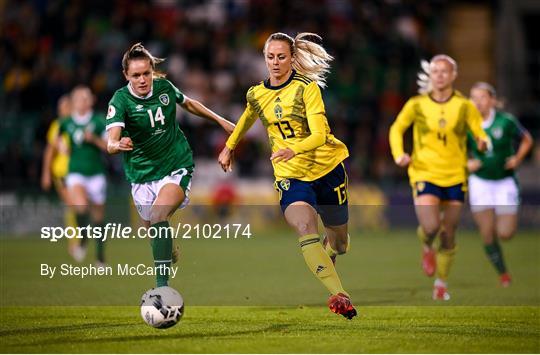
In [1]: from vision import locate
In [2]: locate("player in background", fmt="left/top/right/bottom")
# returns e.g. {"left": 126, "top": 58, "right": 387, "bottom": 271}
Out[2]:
{"left": 218, "top": 32, "right": 356, "bottom": 319}
{"left": 54, "top": 85, "right": 108, "bottom": 265}
{"left": 107, "top": 43, "right": 235, "bottom": 288}
{"left": 41, "top": 94, "right": 79, "bottom": 256}
{"left": 467, "top": 82, "right": 533, "bottom": 287}
{"left": 389, "top": 55, "right": 489, "bottom": 300}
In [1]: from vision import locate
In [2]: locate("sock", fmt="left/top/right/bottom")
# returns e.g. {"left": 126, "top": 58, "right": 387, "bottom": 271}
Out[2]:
{"left": 484, "top": 241, "right": 507, "bottom": 275}
{"left": 436, "top": 246, "right": 457, "bottom": 281}
{"left": 75, "top": 213, "right": 90, "bottom": 247}
{"left": 323, "top": 236, "right": 338, "bottom": 259}
{"left": 151, "top": 221, "right": 172, "bottom": 287}
{"left": 324, "top": 234, "right": 350, "bottom": 258}
{"left": 299, "top": 234, "right": 347, "bottom": 296}
{"left": 94, "top": 223, "right": 105, "bottom": 263}
{"left": 417, "top": 225, "right": 437, "bottom": 247}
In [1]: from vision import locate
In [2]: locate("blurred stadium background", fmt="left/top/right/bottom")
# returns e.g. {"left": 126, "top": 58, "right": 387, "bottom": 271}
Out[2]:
{"left": 1, "top": 0, "right": 539, "bottom": 232}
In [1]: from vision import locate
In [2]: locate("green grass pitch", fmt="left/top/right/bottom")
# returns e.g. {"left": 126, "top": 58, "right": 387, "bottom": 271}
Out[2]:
{"left": 1, "top": 228, "right": 539, "bottom": 353}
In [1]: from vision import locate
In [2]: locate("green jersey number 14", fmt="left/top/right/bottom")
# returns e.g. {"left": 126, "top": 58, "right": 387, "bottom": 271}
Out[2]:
{"left": 148, "top": 107, "right": 165, "bottom": 128}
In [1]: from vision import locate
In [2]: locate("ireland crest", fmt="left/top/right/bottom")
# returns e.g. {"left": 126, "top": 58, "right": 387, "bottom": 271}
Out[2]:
{"left": 159, "top": 94, "right": 170, "bottom": 106}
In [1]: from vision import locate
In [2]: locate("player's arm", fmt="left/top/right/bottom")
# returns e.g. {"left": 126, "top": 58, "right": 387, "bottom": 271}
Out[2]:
{"left": 180, "top": 96, "right": 235, "bottom": 134}
{"left": 218, "top": 101, "right": 257, "bottom": 172}
{"left": 389, "top": 99, "right": 415, "bottom": 167}
{"left": 505, "top": 120, "right": 534, "bottom": 170}
{"left": 41, "top": 142, "right": 55, "bottom": 191}
{"left": 84, "top": 130, "right": 108, "bottom": 152}
{"left": 466, "top": 101, "right": 489, "bottom": 152}
{"left": 272, "top": 82, "right": 326, "bottom": 163}
{"left": 107, "top": 126, "right": 132, "bottom": 154}
{"left": 466, "top": 132, "right": 482, "bottom": 173}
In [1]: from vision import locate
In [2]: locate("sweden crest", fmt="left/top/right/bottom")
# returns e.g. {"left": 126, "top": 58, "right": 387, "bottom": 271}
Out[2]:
{"left": 159, "top": 94, "right": 170, "bottom": 106}
{"left": 274, "top": 104, "right": 283, "bottom": 120}
{"left": 280, "top": 179, "right": 290, "bottom": 191}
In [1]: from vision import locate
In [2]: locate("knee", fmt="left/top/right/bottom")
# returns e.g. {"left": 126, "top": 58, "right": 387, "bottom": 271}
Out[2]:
{"left": 293, "top": 221, "right": 313, "bottom": 236}
{"left": 149, "top": 208, "right": 169, "bottom": 224}
{"left": 423, "top": 223, "right": 440, "bottom": 238}
{"left": 497, "top": 230, "right": 515, "bottom": 241}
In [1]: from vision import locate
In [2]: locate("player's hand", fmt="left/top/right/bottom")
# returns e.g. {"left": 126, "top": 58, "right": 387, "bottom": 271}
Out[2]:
{"left": 117, "top": 137, "right": 133, "bottom": 151}
{"left": 84, "top": 131, "right": 96, "bottom": 143}
{"left": 221, "top": 121, "right": 236, "bottom": 135}
{"left": 504, "top": 155, "right": 521, "bottom": 170}
{"left": 270, "top": 148, "right": 295, "bottom": 163}
{"left": 218, "top": 146, "right": 234, "bottom": 172}
{"left": 476, "top": 138, "right": 489, "bottom": 152}
{"left": 395, "top": 154, "right": 411, "bottom": 167}
{"left": 467, "top": 159, "right": 482, "bottom": 173}
{"left": 41, "top": 172, "right": 51, "bottom": 191}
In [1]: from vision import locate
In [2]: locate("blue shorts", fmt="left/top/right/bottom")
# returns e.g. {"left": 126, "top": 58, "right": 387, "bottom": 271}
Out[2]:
{"left": 275, "top": 163, "right": 349, "bottom": 226}
{"left": 413, "top": 181, "right": 466, "bottom": 202}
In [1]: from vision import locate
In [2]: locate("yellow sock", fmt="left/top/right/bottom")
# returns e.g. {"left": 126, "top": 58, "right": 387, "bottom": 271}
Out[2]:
{"left": 436, "top": 246, "right": 457, "bottom": 281}
{"left": 300, "top": 234, "right": 347, "bottom": 296}
{"left": 323, "top": 236, "right": 338, "bottom": 258}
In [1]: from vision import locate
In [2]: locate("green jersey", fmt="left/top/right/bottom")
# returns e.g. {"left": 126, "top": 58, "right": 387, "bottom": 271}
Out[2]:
{"left": 59, "top": 113, "right": 106, "bottom": 176}
{"left": 468, "top": 110, "right": 527, "bottom": 180}
{"left": 106, "top": 78, "right": 193, "bottom": 183}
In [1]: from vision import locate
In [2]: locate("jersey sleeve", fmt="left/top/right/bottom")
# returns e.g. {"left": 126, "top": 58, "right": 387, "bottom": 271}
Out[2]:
{"left": 225, "top": 87, "right": 258, "bottom": 150}
{"left": 168, "top": 80, "right": 185, "bottom": 104}
{"left": 46, "top": 120, "right": 60, "bottom": 144}
{"left": 289, "top": 82, "right": 327, "bottom": 155}
{"left": 106, "top": 92, "right": 127, "bottom": 131}
{"left": 506, "top": 113, "right": 528, "bottom": 138}
{"left": 389, "top": 98, "right": 415, "bottom": 161}
{"left": 466, "top": 101, "right": 488, "bottom": 141}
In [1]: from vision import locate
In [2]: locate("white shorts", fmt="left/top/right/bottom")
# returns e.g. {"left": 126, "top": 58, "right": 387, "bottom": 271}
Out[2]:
{"left": 468, "top": 175, "right": 519, "bottom": 215}
{"left": 131, "top": 168, "right": 192, "bottom": 222}
{"left": 66, "top": 173, "right": 107, "bottom": 205}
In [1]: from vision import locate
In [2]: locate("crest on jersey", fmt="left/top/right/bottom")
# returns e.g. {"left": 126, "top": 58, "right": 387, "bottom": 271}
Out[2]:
{"left": 274, "top": 104, "right": 283, "bottom": 120}
{"left": 159, "top": 94, "right": 170, "bottom": 106}
{"left": 416, "top": 182, "right": 425, "bottom": 193}
{"left": 106, "top": 105, "right": 116, "bottom": 120}
{"left": 438, "top": 118, "right": 446, "bottom": 128}
{"left": 492, "top": 127, "right": 503, "bottom": 140}
{"left": 280, "top": 179, "right": 290, "bottom": 191}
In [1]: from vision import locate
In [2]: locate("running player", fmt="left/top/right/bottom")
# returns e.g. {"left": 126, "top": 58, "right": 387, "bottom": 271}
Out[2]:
{"left": 389, "top": 55, "right": 489, "bottom": 300}
{"left": 467, "top": 82, "right": 533, "bottom": 287}
{"left": 56, "top": 86, "right": 108, "bottom": 265}
{"left": 218, "top": 32, "right": 356, "bottom": 319}
{"left": 41, "top": 94, "right": 79, "bottom": 257}
{"left": 106, "top": 43, "right": 235, "bottom": 288}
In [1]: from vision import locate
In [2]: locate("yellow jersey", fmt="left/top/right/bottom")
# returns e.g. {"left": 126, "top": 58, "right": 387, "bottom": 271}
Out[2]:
{"left": 46, "top": 119, "right": 70, "bottom": 178}
{"left": 226, "top": 70, "right": 349, "bottom": 181}
{"left": 389, "top": 91, "right": 487, "bottom": 187}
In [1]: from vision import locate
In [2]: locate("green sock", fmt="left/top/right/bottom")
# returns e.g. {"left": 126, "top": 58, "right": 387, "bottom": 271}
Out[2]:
{"left": 76, "top": 213, "right": 90, "bottom": 247}
{"left": 484, "top": 241, "right": 507, "bottom": 274}
{"left": 95, "top": 223, "right": 105, "bottom": 263}
{"left": 150, "top": 221, "right": 172, "bottom": 287}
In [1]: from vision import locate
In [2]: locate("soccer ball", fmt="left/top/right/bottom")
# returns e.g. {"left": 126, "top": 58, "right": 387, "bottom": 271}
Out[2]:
{"left": 140, "top": 286, "right": 184, "bottom": 329}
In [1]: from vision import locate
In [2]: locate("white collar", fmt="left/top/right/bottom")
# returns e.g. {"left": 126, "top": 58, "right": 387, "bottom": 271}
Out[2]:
{"left": 128, "top": 82, "right": 153, "bottom": 99}
{"left": 72, "top": 111, "right": 93, "bottom": 125}
{"left": 482, "top": 108, "right": 495, "bottom": 129}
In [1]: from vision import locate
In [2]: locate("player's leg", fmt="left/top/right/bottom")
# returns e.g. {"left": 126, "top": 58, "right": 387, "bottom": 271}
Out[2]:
{"left": 66, "top": 174, "right": 91, "bottom": 261}
{"left": 433, "top": 199, "right": 462, "bottom": 300}
{"left": 88, "top": 174, "right": 107, "bottom": 265}
{"left": 414, "top": 191, "right": 441, "bottom": 277}
{"left": 53, "top": 177, "right": 78, "bottom": 255}
{"left": 323, "top": 224, "right": 349, "bottom": 264}
{"left": 283, "top": 201, "right": 356, "bottom": 319}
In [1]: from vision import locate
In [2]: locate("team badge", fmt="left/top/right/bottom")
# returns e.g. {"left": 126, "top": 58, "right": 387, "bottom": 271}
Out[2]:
{"left": 106, "top": 105, "right": 116, "bottom": 120}
{"left": 416, "top": 182, "right": 425, "bottom": 192}
{"left": 492, "top": 127, "right": 503, "bottom": 140}
{"left": 274, "top": 104, "right": 283, "bottom": 120}
{"left": 438, "top": 118, "right": 446, "bottom": 128}
{"left": 159, "top": 94, "right": 170, "bottom": 106}
{"left": 280, "top": 179, "right": 290, "bottom": 191}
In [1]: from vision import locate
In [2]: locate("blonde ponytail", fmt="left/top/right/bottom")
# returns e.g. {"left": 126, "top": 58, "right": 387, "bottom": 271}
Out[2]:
{"left": 292, "top": 33, "right": 333, "bottom": 88}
